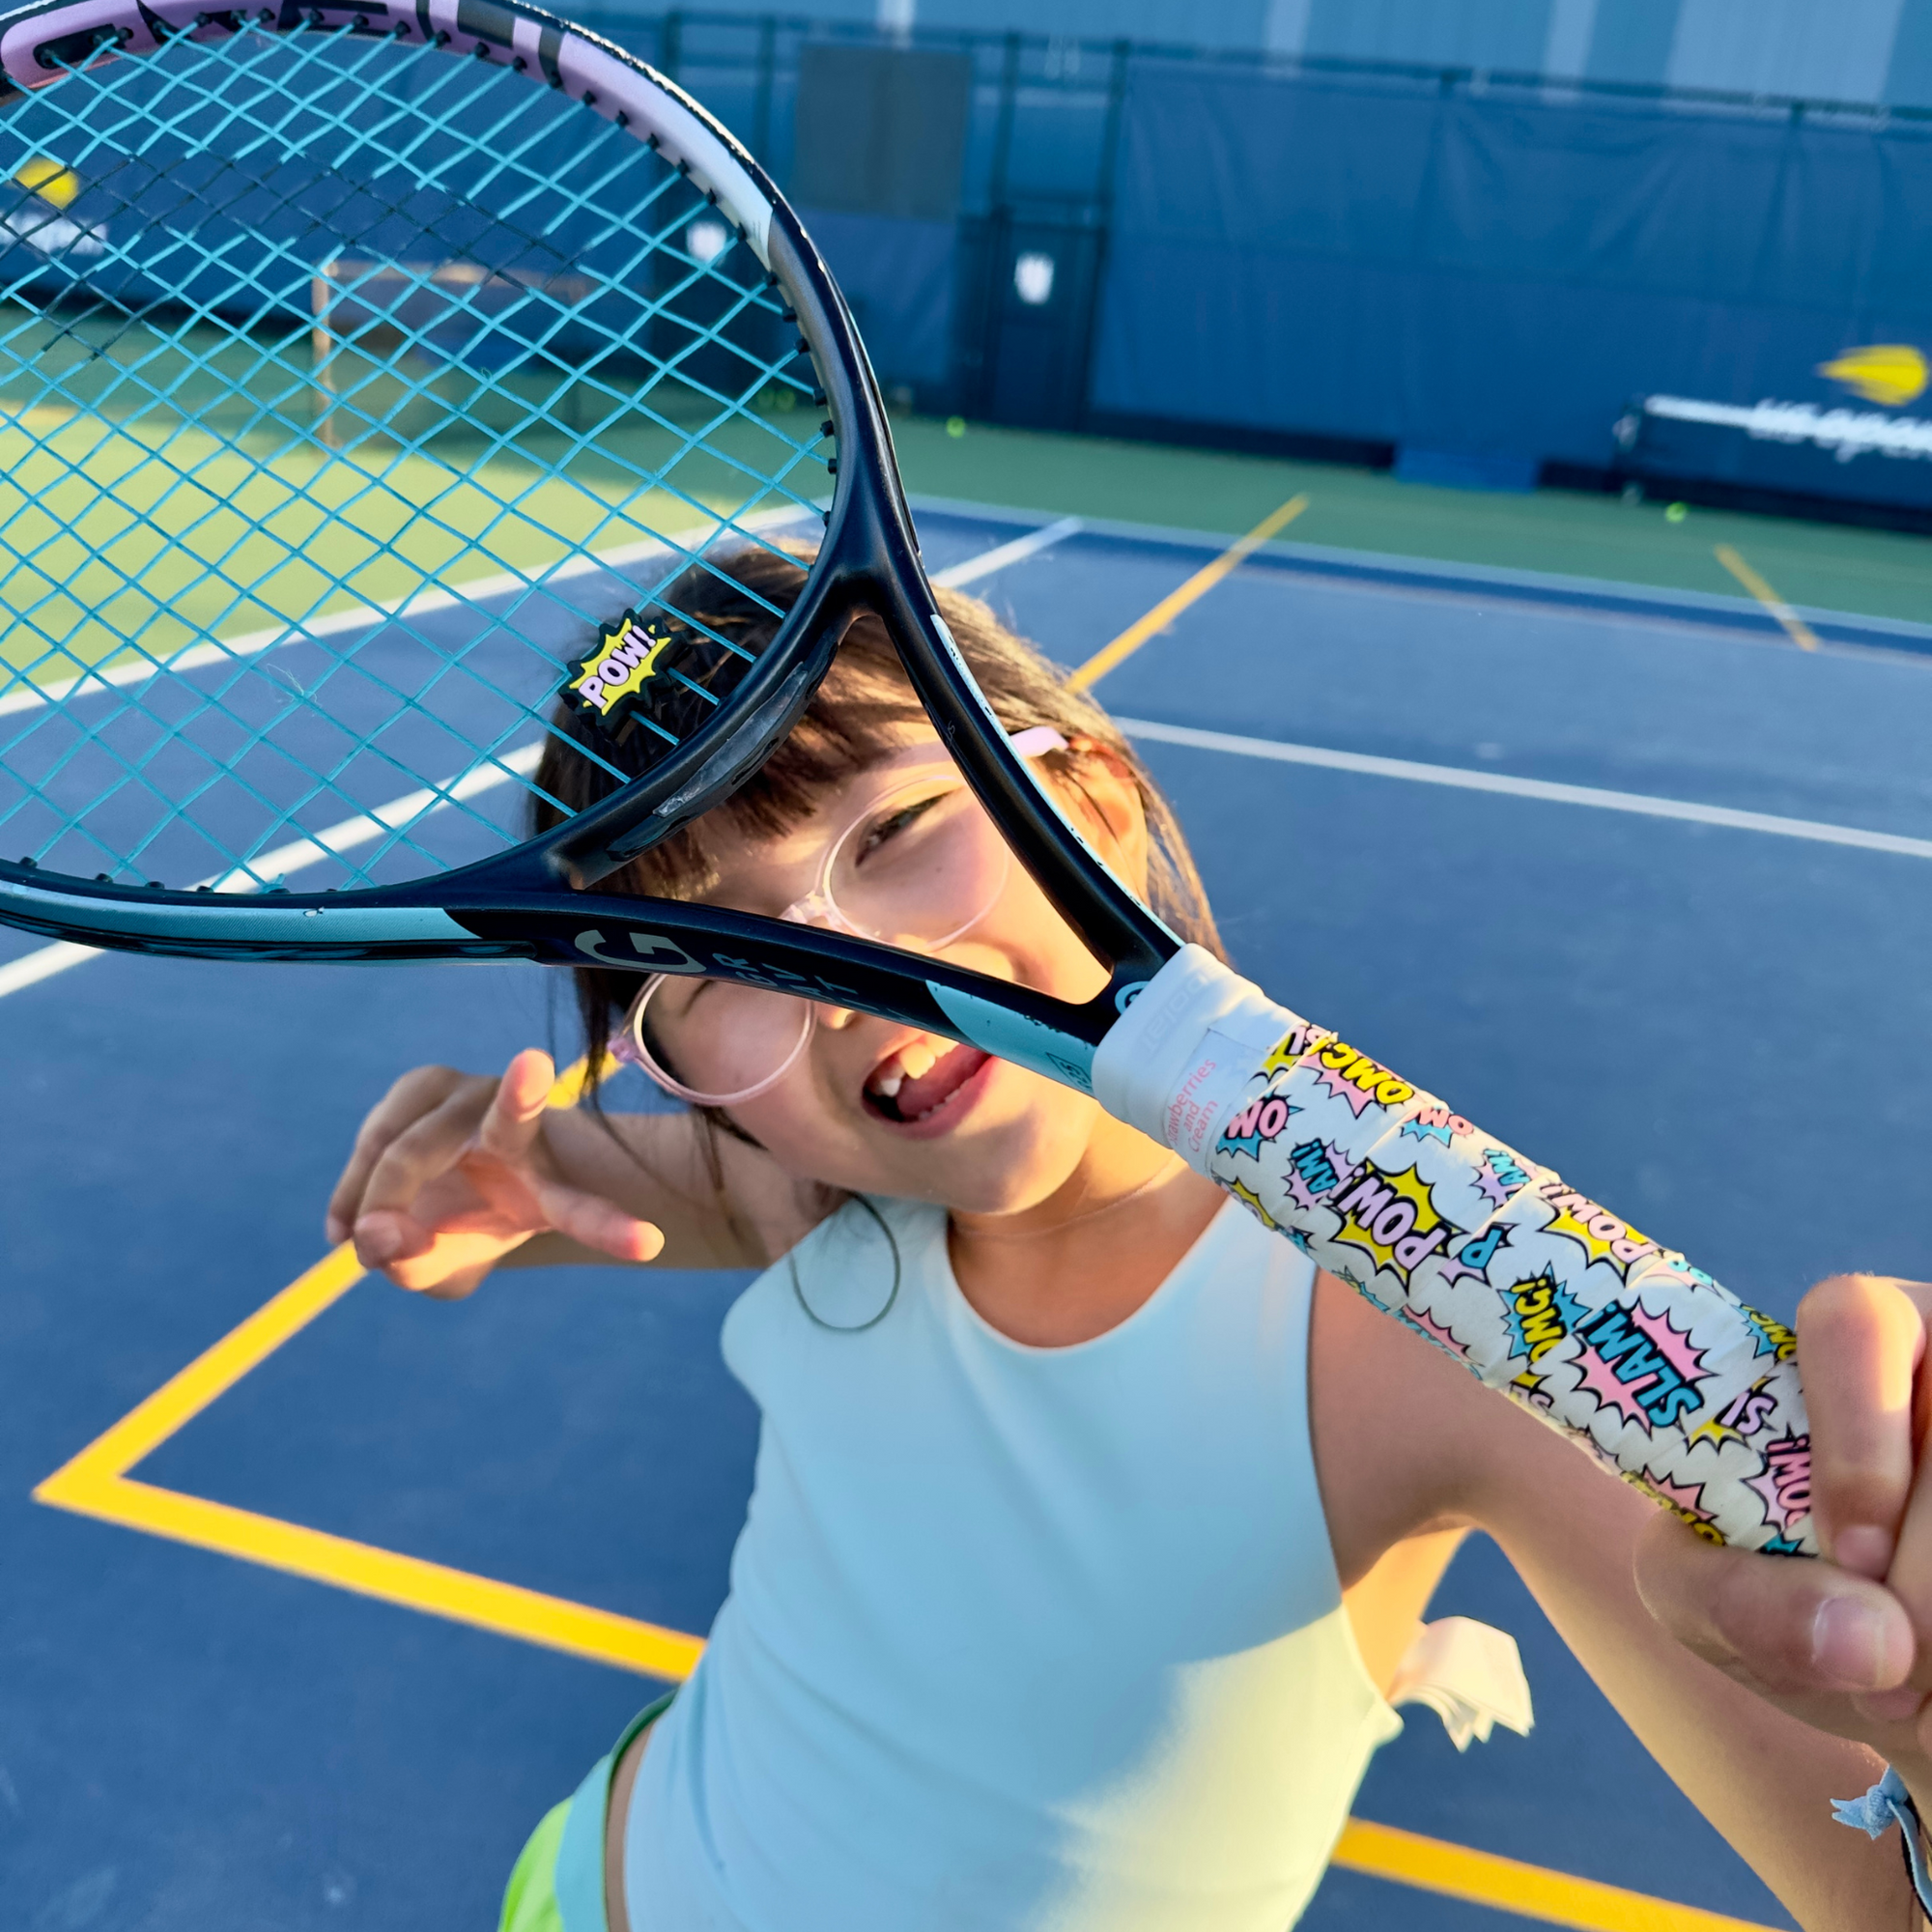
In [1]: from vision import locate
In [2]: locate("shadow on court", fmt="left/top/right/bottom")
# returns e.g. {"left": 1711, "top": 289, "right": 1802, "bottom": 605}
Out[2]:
{"left": 10, "top": 501, "right": 1932, "bottom": 1928}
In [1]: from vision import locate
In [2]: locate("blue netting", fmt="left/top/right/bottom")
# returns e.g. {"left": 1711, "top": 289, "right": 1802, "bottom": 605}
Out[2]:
{"left": 0, "top": 19, "right": 828, "bottom": 893}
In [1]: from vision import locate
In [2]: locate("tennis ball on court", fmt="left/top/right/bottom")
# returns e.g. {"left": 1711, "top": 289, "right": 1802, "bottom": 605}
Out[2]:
{"left": 946, "top": 416, "right": 967, "bottom": 439}
{"left": 1665, "top": 502, "right": 1688, "bottom": 523}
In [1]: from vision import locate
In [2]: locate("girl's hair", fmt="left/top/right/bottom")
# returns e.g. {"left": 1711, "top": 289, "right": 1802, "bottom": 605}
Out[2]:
{"left": 532, "top": 542, "right": 1224, "bottom": 1116}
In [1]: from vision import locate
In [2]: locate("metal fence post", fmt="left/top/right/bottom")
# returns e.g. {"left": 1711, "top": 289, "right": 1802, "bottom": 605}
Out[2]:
{"left": 1070, "top": 37, "right": 1130, "bottom": 430}
{"left": 962, "top": 33, "right": 1023, "bottom": 416}
{"left": 753, "top": 13, "right": 777, "bottom": 163}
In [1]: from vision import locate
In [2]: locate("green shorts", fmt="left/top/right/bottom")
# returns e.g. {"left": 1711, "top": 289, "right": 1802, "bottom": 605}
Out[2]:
{"left": 498, "top": 1694, "right": 675, "bottom": 1932}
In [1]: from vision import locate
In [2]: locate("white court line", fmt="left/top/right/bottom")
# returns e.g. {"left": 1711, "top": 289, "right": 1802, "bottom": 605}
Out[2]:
{"left": 1118, "top": 717, "right": 1932, "bottom": 863}
{"left": 931, "top": 517, "right": 1082, "bottom": 590}
{"left": 0, "top": 744, "right": 544, "bottom": 1000}
{"left": 0, "top": 503, "right": 818, "bottom": 720}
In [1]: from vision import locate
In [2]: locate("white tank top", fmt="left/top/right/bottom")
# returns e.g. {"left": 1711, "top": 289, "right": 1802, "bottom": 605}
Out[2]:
{"left": 625, "top": 1195, "right": 1402, "bottom": 1931}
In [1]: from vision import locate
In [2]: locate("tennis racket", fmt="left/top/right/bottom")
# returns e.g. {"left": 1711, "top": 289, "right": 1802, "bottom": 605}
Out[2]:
{"left": 0, "top": 0, "right": 1811, "bottom": 1555}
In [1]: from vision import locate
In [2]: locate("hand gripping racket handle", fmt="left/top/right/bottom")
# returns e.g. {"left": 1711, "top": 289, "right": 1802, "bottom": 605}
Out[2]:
{"left": 1094, "top": 948, "right": 1814, "bottom": 1556}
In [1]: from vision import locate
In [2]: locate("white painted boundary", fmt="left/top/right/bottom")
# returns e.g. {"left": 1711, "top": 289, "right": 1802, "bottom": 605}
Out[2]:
{"left": 931, "top": 518, "right": 1082, "bottom": 590}
{"left": 11, "top": 690, "right": 1922, "bottom": 1004}
{"left": 1118, "top": 717, "right": 1932, "bottom": 863}
{"left": 0, "top": 503, "right": 820, "bottom": 720}
{"left": 35, "top": 505, "right": 1912, "bottom": 1007}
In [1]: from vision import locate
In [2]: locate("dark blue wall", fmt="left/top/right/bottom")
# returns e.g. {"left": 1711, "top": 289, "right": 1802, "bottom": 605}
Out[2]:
{"left": 536, "top": 14, "right": 1932, "bottom": 506}
{"left": 800, "top": 208, "right": 960, "bottom": 387}
{"left": 1087, "top": 61, "right": 1932, "bottom": 476}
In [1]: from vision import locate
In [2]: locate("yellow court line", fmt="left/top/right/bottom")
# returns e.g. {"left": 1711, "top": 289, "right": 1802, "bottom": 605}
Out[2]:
{"left": 39, "top": 1468, "right": 705, "bottom": 1683}
{"left": 1713, "top": 544, "right": 1821, "bottom": 652}
{"left": 36, "top": 1243, "right": 367, "bottom": 1488}
{"left": 34, "top": 1054, "right": 608, "bottom": 1491}
{"left": 32, "top": 1047, "right": 704, "bottom": 1682}
{"left": 30, "top": 1269, "right": 703, "bottom": 1684}
{"left": 1332, "top": 1820, "right": 1779, "bottom": 1931}
{"left": 29, "top": 1044, "right": 1776, "bottom": 1926}
{"left": 1066, "top": 493, "right": 1309, "bottom": 691}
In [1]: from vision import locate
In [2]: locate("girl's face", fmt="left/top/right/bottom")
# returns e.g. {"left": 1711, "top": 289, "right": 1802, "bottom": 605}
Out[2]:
{"left": 645, "top": 731, "right": 1151, "bottom": 1216}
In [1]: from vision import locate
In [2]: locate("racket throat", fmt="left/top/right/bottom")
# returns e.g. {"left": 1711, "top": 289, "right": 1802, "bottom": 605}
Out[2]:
{"left": 547, "top": 662, "right": 830, "bottom": 891}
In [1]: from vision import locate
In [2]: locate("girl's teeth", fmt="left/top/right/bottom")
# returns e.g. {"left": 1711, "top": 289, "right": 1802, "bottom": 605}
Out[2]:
{"left": 868, "top": 1036, "right": 944, "bottom": 1102}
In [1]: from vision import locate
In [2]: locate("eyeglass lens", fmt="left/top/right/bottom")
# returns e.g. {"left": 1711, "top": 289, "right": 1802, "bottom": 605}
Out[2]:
{"left": 629, "top": 774, "right": 1012, "bottom": 1105}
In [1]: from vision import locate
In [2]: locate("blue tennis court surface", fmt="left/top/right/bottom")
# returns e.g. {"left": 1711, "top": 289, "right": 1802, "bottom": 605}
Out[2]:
{"left": 8, "top": 497, "right": 1932, "bottom": 1929}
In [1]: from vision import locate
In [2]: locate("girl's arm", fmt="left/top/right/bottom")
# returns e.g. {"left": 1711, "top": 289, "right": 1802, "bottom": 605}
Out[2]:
{"left": 325, "top": 1049, "right": 824, "bottom": 1296}
{"left": 1311, "top": 1270, "right": 1918, "bottom": 1930}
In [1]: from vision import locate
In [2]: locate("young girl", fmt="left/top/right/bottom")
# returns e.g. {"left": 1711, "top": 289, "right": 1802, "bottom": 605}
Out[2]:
{"left": 327, "top": 547, "right": 1932, "bottom": 1931}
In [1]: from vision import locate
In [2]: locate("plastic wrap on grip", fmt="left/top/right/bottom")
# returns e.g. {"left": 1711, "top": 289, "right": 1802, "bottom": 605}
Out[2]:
{"left": 1095, "top": 949, "right": 1813, "bottom": 1555}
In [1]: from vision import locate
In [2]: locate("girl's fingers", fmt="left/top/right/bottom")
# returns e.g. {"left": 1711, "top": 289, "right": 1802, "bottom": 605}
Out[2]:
{"left": 354, "top": 1079, "right": 507, "bottom": 1225}
{"left": 472, "top": 1048, "right": 557, "bottom": 1167}
{"left": 402, "top": 1264, "right": 497, "bottom": 1302}
{"left": 1877, "top": 1314, "right": 1932, "bottom": 1681}
{"left": 326, "top": 1064, "right": 470, "bottom": 1242}
{"left": 382, "top": 1246, "right": 503, "bottom": 1300}
{"left": 1799, "top": 1274, "right": 1931, "bottom": 1577}
{"left": 351, "top": 1206, "right": 436, "bottom": 1270}
{"left": 1635, "top": 1510, "right": 1914, "bottom": 1701}
{"left": 335, "top": 1047, "right": 655, "bottom": 1293}
{"left": 529, "top": 1171, "right": 666, "bottom": 1264}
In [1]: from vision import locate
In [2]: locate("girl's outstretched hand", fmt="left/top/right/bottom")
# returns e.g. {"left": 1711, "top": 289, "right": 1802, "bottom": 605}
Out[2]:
{"left": 324, "top": 1048, "right": 666, "bottom": 1299}
{"left": 1635, "top": 1273, "right": 1932, "bottom": 1804}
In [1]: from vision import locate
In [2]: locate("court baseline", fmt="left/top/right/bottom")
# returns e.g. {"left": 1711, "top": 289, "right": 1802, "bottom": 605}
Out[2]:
{"left": 1115, "top": 718, "right": 1932, "bottom": 863}
{"left": 7, "top": 505, "right": 1922, "bottom": 1003}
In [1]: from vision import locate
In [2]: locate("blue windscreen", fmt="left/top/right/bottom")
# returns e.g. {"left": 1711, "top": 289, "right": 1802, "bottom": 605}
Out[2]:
{"left": 1091, "top": 59, "right": 1932, "bottom": 490}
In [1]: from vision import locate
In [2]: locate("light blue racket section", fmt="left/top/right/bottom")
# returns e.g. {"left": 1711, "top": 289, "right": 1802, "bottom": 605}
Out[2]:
{"left": 925, "top": 980, "right": 1097, "bottom": 1093}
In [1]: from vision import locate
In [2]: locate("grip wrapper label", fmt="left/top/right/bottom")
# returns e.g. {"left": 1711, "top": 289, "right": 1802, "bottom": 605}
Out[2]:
{"left": 1208, "top": 1018, "right": 1813, "bottom": 1554}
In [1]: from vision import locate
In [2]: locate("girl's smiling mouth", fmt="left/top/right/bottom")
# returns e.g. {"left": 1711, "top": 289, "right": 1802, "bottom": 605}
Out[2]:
{"left": 865, "top": 1035, "right": 993, "bottom": 1128}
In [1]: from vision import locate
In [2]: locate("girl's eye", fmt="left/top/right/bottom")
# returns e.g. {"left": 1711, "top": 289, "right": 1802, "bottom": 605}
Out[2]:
{"left": 655, "top": 979, "right": 710, "bottom": 1026}
{"left": 854, "top": 790, "right": 948, "bottom": 864}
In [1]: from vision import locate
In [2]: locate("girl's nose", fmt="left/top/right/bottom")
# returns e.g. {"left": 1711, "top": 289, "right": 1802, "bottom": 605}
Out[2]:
{"left": 781, "top": 889, "right": 845, "bottom": 930}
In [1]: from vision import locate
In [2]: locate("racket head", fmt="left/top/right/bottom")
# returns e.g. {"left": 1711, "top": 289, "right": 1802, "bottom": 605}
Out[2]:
{"left": 0, "top": 0, "right": 1174, "bottom": 1000}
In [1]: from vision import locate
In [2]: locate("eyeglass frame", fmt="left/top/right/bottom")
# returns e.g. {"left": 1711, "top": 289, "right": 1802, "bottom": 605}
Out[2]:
{"left": 612, "top": 724, "right": 1070, "bottom": 1106}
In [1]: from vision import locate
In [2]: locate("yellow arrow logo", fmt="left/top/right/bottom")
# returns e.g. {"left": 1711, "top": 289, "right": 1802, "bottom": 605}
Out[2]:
{"left": 1818, "top": 343, "right": 1928, "bottom": 407}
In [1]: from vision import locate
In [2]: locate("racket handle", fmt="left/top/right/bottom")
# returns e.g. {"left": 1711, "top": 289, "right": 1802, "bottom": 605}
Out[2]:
{"left": 1094, "top": 947, "right": 1815, "bottom": 1556}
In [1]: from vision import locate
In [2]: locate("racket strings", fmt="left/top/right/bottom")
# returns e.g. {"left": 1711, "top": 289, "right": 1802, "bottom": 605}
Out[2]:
{"left": 0, "top": 42, "right": 581, "bottom": 880}
{"left": 14, "top": 28, "right": 801, "bottom": 546}
{"left": 52, "top": 29, "right": 818, "bottom": 668}
{"left": 8, "top": 25, "right": 817, "bottom": 610}
{"left": 36, "top": 38, "right": 693, "bottom": 588}
{"left": 0, "top": 19, "right": 838, "bottom": 894}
